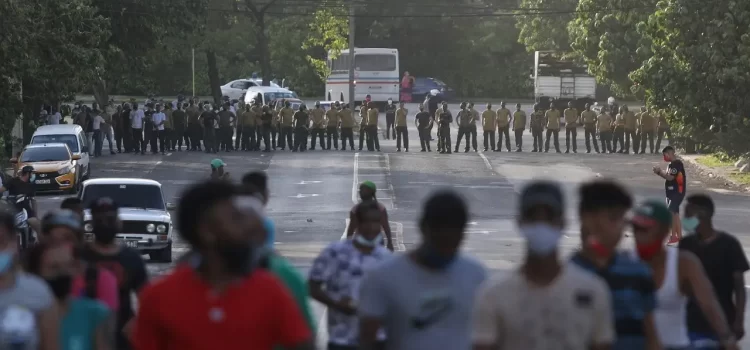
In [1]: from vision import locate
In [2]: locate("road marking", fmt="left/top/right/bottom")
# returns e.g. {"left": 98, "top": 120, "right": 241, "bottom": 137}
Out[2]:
{"left": 384, "top": 154, "right": 397, "bottom": 210}
{"left": 478, "top": 151, "right": 493, "bottom": 171}
{"left": 352, "top": 153, "right": 360, "bottom": 204}
{"left": 296, "top": 180, "right": 323, "bottom": 185}
{"left": 289, "top": 193, "right": 320, "bottom": 198}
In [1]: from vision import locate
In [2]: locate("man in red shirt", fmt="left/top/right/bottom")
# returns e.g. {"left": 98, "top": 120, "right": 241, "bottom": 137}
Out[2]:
{"left": 131, "top": 181, "right": 313, "bottom": 350}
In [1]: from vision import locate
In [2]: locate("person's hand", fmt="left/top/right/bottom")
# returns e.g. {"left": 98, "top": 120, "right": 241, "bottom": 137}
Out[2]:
{"left": 652, "top": 166, "right": 661, "bottom": 174}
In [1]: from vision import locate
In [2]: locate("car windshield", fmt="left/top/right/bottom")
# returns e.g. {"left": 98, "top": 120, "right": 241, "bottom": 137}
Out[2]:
{"left": 31, "top": 134, "right": 79, "bottom": 152}
{"left": 264, "top": 92, "right": 296, "bottom": 101}
{"left": 20, "top": 147, "right": 69, "bottom": 162}
{"left": 81, "top": 184, "right": 165, "bottom": 210}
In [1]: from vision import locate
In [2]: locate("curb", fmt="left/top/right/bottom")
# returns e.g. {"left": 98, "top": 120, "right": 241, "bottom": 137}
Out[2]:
{"left": 680, "top": 154, "right": 750, "bottom": 192}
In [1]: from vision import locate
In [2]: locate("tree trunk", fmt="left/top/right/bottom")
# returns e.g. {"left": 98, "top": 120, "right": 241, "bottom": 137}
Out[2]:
{"left": 92, "top": 78, "right": 109, "bottom": 107}
{"left": 20, "top": 78, "right": 42, "bottom": 145}
{"left": 206, "top": 49, "right": 222, "bottom": 104}
{"left": 256, "top": 14, "right": 271, "bottom": 86}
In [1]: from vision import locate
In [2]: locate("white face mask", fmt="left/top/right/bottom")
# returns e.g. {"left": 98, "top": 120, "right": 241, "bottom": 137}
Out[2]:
{"left": 519, "top": 223, "right": 561, "bottom": 255}
{"left": 354, "top": 233, "right": 381, "bottom": 248}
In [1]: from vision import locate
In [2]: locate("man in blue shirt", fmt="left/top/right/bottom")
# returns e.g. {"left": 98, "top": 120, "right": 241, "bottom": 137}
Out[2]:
{"left": 571, "top": 180, "right": 661, "bottom": 350}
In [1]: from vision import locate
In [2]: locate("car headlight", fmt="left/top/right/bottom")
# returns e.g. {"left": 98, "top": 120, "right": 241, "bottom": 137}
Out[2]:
{"left": 58, "top": 166, "right": 73, "bottom": 175}
{"left": 146, "top": 224, "right": 155, "bottom": 233}
{"left": 84, "top": 223, "right": 93, "bottom": 232}
{"left": 156, "top": 224, "right": 167, "bottom": 234}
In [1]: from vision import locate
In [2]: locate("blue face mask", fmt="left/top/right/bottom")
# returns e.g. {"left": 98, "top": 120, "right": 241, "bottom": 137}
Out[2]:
{"left": 354, "top": 233, "right": 380, "bottom": 248}
{"left": 417, "top": 242, "right": 456, "bottom": 270}
{"left": 29, "top": 174, "right": 35, "bottom": 182}
{"left": 682, "top": 216, "right": 700, "bottom": 234}
{"left": 0, "top": 250, "right": 15, "bottom": 274}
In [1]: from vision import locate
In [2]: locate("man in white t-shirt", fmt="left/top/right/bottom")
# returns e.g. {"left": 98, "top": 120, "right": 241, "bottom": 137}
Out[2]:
{"left": 47, "top": 108, "right": 61, "bottom": 125}
{"left": 92, "top": 112, "right": 105, "bottom": 157}
{"left": 471, "top": 181, "right": 614, "bottom": 350}
{"left": 131, "top": 103, "right": 145, "bottom": 154}
{"left": 151, "top": 104, "right": 167, "bottom": 154}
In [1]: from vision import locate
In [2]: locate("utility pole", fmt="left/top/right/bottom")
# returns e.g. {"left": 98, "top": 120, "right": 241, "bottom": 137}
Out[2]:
{"left": 191, "top": 48, "right": 196, "bottom": 97}
{"left": 347, "top": 0, "right": 355, "bottom": 107}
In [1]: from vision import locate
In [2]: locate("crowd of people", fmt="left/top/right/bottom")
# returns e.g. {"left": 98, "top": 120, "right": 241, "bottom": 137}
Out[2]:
{"left": 37, "top": 92, "right": 673, "bottom": 158}
{"left": 0, "top": 159, "right": 743, "bottom": 350}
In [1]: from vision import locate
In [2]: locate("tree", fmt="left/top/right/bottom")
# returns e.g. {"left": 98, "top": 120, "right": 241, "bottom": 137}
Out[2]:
{"left": 631, "top": 0, "right": 750, "bottom": 156}
{"left": 242, "top": 0, "right": 280, "bottom": 86}
{"left": 516, "top": 0, "right": 578, "bottom": 52}
{"left": 569, "top": 0, "right": 656, "bottom": 97}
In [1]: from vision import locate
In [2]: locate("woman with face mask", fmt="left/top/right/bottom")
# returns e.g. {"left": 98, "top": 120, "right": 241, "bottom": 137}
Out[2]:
{"left": 309, "top": 200, "right": 391, "bottom": 350}
{"left": 26, "top": 243, "right": 113, "bottom": 350}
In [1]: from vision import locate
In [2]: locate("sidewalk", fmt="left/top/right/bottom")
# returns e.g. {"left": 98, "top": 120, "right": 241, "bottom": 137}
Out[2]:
{"left": 681, "top": 154, "right": 750, "bottom": 192}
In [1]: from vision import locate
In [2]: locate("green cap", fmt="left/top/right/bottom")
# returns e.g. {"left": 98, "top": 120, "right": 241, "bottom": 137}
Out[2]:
{"left": 360, "top": 180, "right": 376, "bottom": 192}
{"left": 210, "top": 159, "right": 226, "bottom": 169}
{"left": 632, "top": 200, "right": 672, "bottom": 228}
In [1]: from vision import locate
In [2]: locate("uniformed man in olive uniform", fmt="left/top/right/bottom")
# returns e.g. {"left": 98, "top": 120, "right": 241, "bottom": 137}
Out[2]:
{"left": 512, "top": 103, "right": 526, "bottom": 152}
{"left": 218, "top": 102, "right": 235, "bottom": 152}
{"left": 655, "top": 109, "right": 672, "bottom": 150}
{"left": 163, "top": 103, "right": 174, "bottom": 152}
{"left": 292, "top": 104, "right": 310, "bottom": 152}
{"left": 580, "top": 103, "right": 600, "bottom": 153}
{"left": 172, "top": 103, "right": 188, "bottom": 151}
{"left": 310, "top": 101, "right": 326, "bottom": 150}
{"left": 259, "top": 105, "right": 273, "bottom": 152}
{"left": 481, "top": 103, "right": 497, "bottom": 152}
{"left": 234, "top": 103, "right": 244, "bottom": 151}
{"left": 455, "top": 102, "right": 472, "bottom": 153}
{"left": 339, "top": 103, "right": 355, "bottom": 151}
{"left": 269, "top": 102, "right": 278, "bottom": 149}
{"left": 622, "top": 105, "right": 638, "bottom": 154}
{"left": 638, "top": 106, "right": 656, "bottom": 154}
{"left": 563, "top": 101, "right": 578, "bottom": 153}
{"left": 395, "top": 101, "right": 409, "bottom": 152}
{"left": 253, "top": 101, "right": 264, "bottom": 151}
{"left": 597, "top": 107, "right": 614, "bottom": 153}
{"left": 496, "top": 102, "right": 512, "bottom": 152}
{"left": 529, "top": 103, "right": 545, "bottom": 152}
{"left": 240, "top": 104, "right": 256, "bottom": 151}
{"left": 384, "top": 99, "right": 397, "bottom": 139}
{"left": 467, "top": 102, "right": 479, "bottom": 152}
{"left": 366, "top": 102, "right": 380, "bottom": 152}
{"left": 199, "top": 103, "right": 217, "bottom": 153}
{"left": 544, "top": 104, "right": 562, "bottom": 153}
{"left": 612, "top": 106, "right": 627, "bottom": 153}
{"left": 278, "top": 100, "right": 295, "bottom": 150}
{"left": 358, "top": 101, "right": 369, "bottom": 151}
{"left": 326, "top": 102, "right": 340, "bottom": 150}
{"left": 437, "top": 102, "right": 453, "bottom": 154}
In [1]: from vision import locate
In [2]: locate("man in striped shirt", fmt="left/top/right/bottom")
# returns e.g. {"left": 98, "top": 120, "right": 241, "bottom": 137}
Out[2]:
{"left": 571, "top": 180, "right": 661, "bottom": 350}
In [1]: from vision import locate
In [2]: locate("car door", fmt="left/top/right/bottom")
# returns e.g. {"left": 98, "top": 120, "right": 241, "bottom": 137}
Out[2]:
{"left": 77, "top": 131, "right": 90, "bottom": 177}
{"left": 227, "top": 81, "right": 249, "bottom": 100}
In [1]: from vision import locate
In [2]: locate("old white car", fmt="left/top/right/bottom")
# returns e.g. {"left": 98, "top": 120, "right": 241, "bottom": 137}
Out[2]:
{"left": 80, "top": 178, "right": 176, "bottom": 263}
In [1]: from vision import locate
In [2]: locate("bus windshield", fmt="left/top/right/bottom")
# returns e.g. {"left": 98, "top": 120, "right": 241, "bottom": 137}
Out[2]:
{"left": 355, "top": 54, "right": 397, "bottom": 72}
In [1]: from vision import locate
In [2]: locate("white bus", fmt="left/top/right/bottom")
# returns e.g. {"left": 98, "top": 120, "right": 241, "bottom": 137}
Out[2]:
{"left": 326, "top": 48, "right": 400, "bottom": 106}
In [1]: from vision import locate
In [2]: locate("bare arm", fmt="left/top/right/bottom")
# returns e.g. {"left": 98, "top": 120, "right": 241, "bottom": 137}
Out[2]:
{"left": 39, "top": 304, "right": 60, "bottom": 350}
{"left": 346, "top": 210, "right": 356, "bottom": 238}
{"left": 682, "top": 252, "right": 736, "bottom": 345}
{"left": 382, "top": 209, "right": 393, "bottom": 250}
{"left": 359, "top": 317, "right": 383, "bottom": 350}
{"left": 643, "top": 313, "right": 662, "bottom": 350}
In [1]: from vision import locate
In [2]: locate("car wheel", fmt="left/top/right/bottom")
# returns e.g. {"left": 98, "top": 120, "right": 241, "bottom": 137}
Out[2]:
{"left": 149, "top": 241, "right": 172, "bottom": 263}
{"left": 83, "top": 164, "right": 91, "bottom": 180}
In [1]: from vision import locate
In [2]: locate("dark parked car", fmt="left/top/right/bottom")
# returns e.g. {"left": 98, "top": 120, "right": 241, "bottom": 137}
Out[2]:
{"left": 411, "top": 77, "right": 456, "bottom": 102}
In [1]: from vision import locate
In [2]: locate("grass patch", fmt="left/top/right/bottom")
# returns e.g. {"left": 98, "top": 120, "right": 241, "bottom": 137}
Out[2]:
{"left": 729, "top": 172, "right": 750, "bottom": 185}
{"left": 695, "top": 154, "right": 735, "bottom": 168}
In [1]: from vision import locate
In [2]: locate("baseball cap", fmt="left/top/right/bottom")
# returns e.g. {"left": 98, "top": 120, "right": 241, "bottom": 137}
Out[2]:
{"left": 42, "top": 209, "right": 82, "bottom": 232}
{"left": 90, "top": 197, "right": 119, "bottom": 214}
{"left": 631, "top": 200, "right": 672, "bottom": 228}
{"left": 360, "top": 181, "right": 376, "bottom": 192}
{"left": 210, "top": 159, "right": 226, "bottom": 169}
{"left": 519, "top": 181, "right": 564, "bottom": 214}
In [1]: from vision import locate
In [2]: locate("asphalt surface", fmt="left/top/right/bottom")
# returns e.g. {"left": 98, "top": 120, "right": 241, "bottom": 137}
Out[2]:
{"left": 34, "top": 101, "right": 750, "bottom": 348}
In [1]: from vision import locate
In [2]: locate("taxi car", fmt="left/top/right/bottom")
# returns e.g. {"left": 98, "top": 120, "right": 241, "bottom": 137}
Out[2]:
{"left": 80, "top": 178, "right": 176, "bottom": 263}
{"left": 11, "top": 143, "right": 82, "bottom": 193}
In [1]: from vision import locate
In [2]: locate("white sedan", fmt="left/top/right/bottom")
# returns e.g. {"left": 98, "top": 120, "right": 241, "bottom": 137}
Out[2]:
{"left": 221, "top": 79, "right": 281, "bottom": 100}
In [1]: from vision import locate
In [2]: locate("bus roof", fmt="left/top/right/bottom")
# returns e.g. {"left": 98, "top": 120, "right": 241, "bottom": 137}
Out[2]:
{"left": 337, "top": 48, "right": 398, "bottom": 55}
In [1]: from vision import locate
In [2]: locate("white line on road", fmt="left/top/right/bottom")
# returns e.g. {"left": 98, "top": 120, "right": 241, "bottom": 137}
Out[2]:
{"left": 384, "top": 154, "right": 397, "bottom": 210}
{"left": 352, "top": 153, "right": 360, "bottom": 204}
{"left": 478, "top": 151, "right": 493, "bottom": 171}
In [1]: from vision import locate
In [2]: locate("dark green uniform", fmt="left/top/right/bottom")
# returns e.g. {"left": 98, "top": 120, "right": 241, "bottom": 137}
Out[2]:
{"left": 437, "top": 108, "right": 453, "bottom": 153}
{"left": 529, "top": 111, "right": 545, "bottom": 152}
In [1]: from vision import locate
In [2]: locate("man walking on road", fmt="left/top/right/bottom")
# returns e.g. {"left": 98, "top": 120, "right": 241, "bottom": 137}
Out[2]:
{"left": 653, "top": 145, "right": 686, "bottom": 243}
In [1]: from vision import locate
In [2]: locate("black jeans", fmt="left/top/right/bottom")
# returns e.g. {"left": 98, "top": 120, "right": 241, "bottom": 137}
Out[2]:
{"left": 531, "top": 128, "right": 543, "bottom": 151}
{"left": 483, "top": 130, "right": 495, "bottom": 151}
{"left": 497, "top": 126, "right": 511, "bottom": 151}
{"left": 584, "top": 128, "right": 600, "bottom": 152}
{"left": 418, "top": 127, "right": 431, "bottom": 151}
{"left": 544, "top": 129, "right": 560, "bottom": 151}
{"left": 599, "top": 131, "right": 613, "bottom": 153}
{"left": 656, "top": 128, "right": 672, "bottom": 150}
{"left": 310, "top": 128, "right": 325, "bottom": 149}
{"left": 640, "top": 131, "right": 655, "bottom": 153}
{"left": 293, "top": 127, "right": 308, "bottom": 151}
{"left": 241, "top": 126, "right": 255, "bottom": 150}
{"left": 280, "top": 126, "right": 293, "bottom": 149}
{"left": 456, "top": 126, "right": 470, "bottom": 151}
{"left": 340, "top": 127, "right": 354, "bottom": 150}
{"left": 132, "top": 128, "right": 144, "bottom": 154}
{"left": 565, "top": 127, "right": 577, "bottom": 152}
{"left": 396, "top": 126, "right": 408, "bottom": 150}
{"left": 366, "top": 125, "right": 379, "bottom": 151}
{"left": 326, "top": 126, "right": 339, "bottom": 149}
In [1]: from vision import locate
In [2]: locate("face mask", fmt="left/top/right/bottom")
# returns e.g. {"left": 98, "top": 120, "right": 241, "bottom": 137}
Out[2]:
{"left": 93, "top": 225, "right": 118, "bottom": 244}
{"left": 45, "top": 274, "right": 72, "bottom": 300}
{"left": 0, "top": 249, "right": 15, "bottom": 274}
{"left": 416, "top": 242, "right": 456, "bottom": 270}
{"left": 663, "top": 155, "right": 670, "bottom": 162}
{"left": 682, "top": 216, "right": 700, "bottom": 234}
{"left": 354, "top": 233, "right": 380, "bottom": 248}
{"left": 29, "top": 174, "right": 36, "bottom": 182}
{"left": 636, "top": 238, "right": 664, "bottom": 260}
{"left": 216, "top": 239, "right": 254, "bottom": 275}
{"left": 519, "top": 223, "right": 561, "bottom": 256}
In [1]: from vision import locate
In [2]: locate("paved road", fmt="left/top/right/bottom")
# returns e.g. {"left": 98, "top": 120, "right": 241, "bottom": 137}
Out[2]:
{"left": 33, "top": 102, "right": 750, "bottom": 348}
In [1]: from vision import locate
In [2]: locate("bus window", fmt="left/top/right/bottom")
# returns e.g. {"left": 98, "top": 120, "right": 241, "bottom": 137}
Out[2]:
{"left": 331, "top": 54, "right": 350, "bottom": 73}
{"left": 354, "top": 54, "right": 397, "bottom": 71}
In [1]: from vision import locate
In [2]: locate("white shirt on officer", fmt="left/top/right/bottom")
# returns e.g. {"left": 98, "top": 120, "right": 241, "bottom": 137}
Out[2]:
{"left": 132, "top": 109, "right": 144, "bottom": 129}
{"left": 152, "top": 112, "right": 166, "bottom": 130}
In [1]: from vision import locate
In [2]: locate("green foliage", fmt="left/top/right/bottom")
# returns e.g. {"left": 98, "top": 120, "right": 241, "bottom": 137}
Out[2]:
{"left": 516, "top": 0, "right": 578, "bottom": 51}
{"left": 632, "top": 0, "right": 750, "bottom": 157}
{"left": 303, "top": 6, "right": 349, "bottom": 81}
{"left": 569, "top": 0, "right": 655, "bottom": 97}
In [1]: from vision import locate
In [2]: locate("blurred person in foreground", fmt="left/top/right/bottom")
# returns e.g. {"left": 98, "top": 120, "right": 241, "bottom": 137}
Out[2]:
{"left": 310, "top": 200, "right": 392, "bottom": 350}
{"left": 571, "top": 181, "right": 660, "bottom": 350}
{"left": 359, "top": 190, "right": 486, "bottom": 350}
{"left": 0, "top": 205, "right": 59, "bottom": 350}
{"left": 132, "top": 181, "right": 313, "bottom": 350}
{"left": 26, "top": 242, "right": 114, "bottom": 350}
{"left": 679, "top": 194, "right": 749, "bottom": 349}
{"left": 631, "top": 200, "right": 738, "bottom": 350}
{"left": 471, "top": 181, "right": 614, "bottom": 350}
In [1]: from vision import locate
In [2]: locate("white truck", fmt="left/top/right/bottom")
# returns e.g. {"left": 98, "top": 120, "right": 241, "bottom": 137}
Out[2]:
{"left": 533, "top": 51, "right": 596, "bottom": 111}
